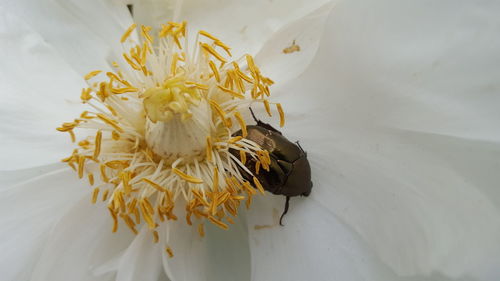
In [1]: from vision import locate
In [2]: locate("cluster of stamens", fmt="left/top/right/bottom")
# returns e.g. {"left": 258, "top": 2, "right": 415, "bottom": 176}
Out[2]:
{"left": 57, "top": 21, "right": 285, "bottom": 249}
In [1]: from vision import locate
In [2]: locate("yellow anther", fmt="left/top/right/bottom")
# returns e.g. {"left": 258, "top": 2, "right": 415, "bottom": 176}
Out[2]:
{"left": 217, "top": 85, "right": 244, "bottom": 99}
{"left": 245, "top": 54, "right": 257, "bottom": 72}
{"left": 97, "top": 114, "right": 124, "bottom": 133}
{"left": 206, "top": 136, "right": 213, "bottom": 162}
{"left": 153, "top": 231, "right": 159, "bottom": 243}
{"left": 173, "top": 168, "right": 204, "bottom": 184}
{"left": 110, "top": 86, "right": 138, "bottom": 94}
{"left": 141, "top": 25, "right": 153, "bottom": 43}
{"left": 165, "top": 246, "right": 174, "bottom": 258}
{"left": 84, "top": 70, "right": 102, "bottom": 80}
{"left": 77, "top": 155, "right": 85, "bottom": 179}
{"left": 106, "top": 72, "right": 132, "bottom": 87}
{"left": 100, "top": 164, "right": 109, "bottom": 183}
{"left": 208, "top": 60, "right": 220, "bottom": 82}
{"left": 200, "top": 43, "right": 227, "bottom": 63}
{"left": 228, "top": 136, "right": 242, "bottom": 144}
{"left": 170, "top": 53, "right": 178, "bottom": 76}
{"left": 208, "top": 215, "right": 229, "bottom": 230}
{"left": 263, "top": 99, "right": 272, "bottom": 116}
{"left": 93, "top": 130, "right": 102, "bottom": 159}
{"left": 208, "top": 99, "right": 231, "bottom": 127}
{"left": 112, "top": 131, "right": 120, "bottom": 140}
{"left": 121, "top": 23, "right": 137, "bottom": 43}
{"left": 159, "top": 24, "right": 173, "bottom": 37}
{"left": 198, "top": 30, "right": 219, "bottom": 41}
{"left": 123, "top": 53, "right": 141, "bottom": 70}
{"left": 212, "top": 167, "right": 219, "bottom": 192}
{"left": 68, "top": 130, "right": 76, "bottom": 143}
{"left": 185, "top": 81, "right": 209, "bottom": 90}
{"left": 234, "top": 111, "right": 247, "bottom": 137}
{"left": 88, "top": 173, "right": 95, "bottom": 185}
{"left": 276, "top": 103, "right": 285, "bottom": 127}
{"left": 255, "top": 161, "right": 261, "bottom": 175}
{"left": 142, "top": 178, "right": 167, "bottom": 192}
{"left": 101, "top": 189, "right": 109, "bottom": 202}
{"left": 121, "top": 171, "right": 132, "bottom": 194}
{"left": 80, "top": 88, "right": 92, "bottom": 101}
{"left": 239, "top": 150, "right": 247, "bottom": 165}
{"left": 253, "top": 177, "right": 265, "bottom": 195}
{"left": 92, "top": 187, "right": 100, "bottom": 204}
{"left": 214, "top": 40, "right": 232, "bottom": 57}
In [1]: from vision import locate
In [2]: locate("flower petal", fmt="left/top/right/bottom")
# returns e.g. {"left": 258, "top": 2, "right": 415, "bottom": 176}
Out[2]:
{"left": 308, "top": 129, "right": 500, "bottom": 279}
{"left": 246, "top": 196, "right": 403, "bottom": 281}
{"left": 255, "top": 1, "right": 334, "bottom": 88}
{"left": 0, "top": 163, "right": 64, "bottom": 188}
{"left": 161, "top": 208, "right": 251, "bottom": 281}
{"left": 0, "top": 168, "right": 88, "bottom": 281}
{"left": 2, "top": 0, "right": 133, "bottom": 74}
{"left": 115, "top": 226, "right": 166, "bottom": 281}
{"left": 280, "top": 0, "right": 500, "bottom": 142}
{"left": 132, "top": 0, "right": 332, "bottom": 58}
{"left": 0, "top": 8, "right": 87, "bottom": 170}
{"left": 30, "top": 195, "right": 135, "bottom": 281}
{"left": 274, "top": 0, "right": 500, "bottom": 279}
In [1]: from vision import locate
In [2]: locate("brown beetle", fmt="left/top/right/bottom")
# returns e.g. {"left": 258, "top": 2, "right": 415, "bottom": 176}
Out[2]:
{"left": 232, "top": 109, "right": 312, "bottom": 225}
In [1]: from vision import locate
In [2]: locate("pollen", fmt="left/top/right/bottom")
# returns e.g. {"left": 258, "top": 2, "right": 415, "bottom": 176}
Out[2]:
{"left": 57, "top": 22, "right": 285, "bottom": 248}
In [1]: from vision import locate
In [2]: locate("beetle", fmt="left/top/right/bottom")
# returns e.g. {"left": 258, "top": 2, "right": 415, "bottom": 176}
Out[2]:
{"left": 231, "top": 108, "right": 312, "bottom": 225}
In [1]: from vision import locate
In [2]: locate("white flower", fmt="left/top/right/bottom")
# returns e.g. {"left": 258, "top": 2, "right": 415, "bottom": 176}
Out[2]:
{"left": 2, "top": 1, "right": 500, "bottom": 281}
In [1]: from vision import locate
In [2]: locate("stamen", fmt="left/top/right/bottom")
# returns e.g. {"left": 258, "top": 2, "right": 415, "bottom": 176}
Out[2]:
{"left": 58, "top": 21, "right": 285, "bottom": 248}
{"left": 173, "top": 168, "right": 204, "bottom": 184}
{"left": 93, "top": 131, "right": 102, "bottom": 159}
{"left": 234, "top": 111, "right": 247, "bottom": 137}
{"left": 84, "top": 70, "right": 102, "bottom": 80}
{"left": 201, "top": 43, "right": 227, "bottom": 63}
{"left": 253, "top": 177, "right": 265, "bottom": 195}
{"left": 276, "top": 103, "right": 285, "bottom": 127}
{"left": 165, "top": 246, "right": 174, "bottom": 258}
{"left": 121, "top": 23, "right": 137, "bottom": 43}
{"left": 263, "top": 99, "right": 272, "bottom": 116}
{"left": 92, "top": 187, "right": 100, "bottom": 204}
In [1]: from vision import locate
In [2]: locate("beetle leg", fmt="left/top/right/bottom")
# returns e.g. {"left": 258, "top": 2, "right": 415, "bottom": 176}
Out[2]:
{"left": 279, "top": 196, "right": 291, "bottom": 226}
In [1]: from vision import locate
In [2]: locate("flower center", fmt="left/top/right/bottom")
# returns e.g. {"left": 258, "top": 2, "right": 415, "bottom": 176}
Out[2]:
{"left": 57, "top": 21, "right": 284, "bottom": 253}
{"left": 143, "top": 76, "right": 211, "bottom": 164}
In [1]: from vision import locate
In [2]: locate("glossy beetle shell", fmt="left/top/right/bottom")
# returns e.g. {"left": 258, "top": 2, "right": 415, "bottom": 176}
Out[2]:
{"left": 232, "top": 125, "right": 312, "bottom": 197}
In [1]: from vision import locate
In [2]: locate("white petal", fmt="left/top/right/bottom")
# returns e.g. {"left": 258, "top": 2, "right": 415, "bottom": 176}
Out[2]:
{"left": 0, "top": 163, "right": 64, "bottom": 189}
{"left": 0, "top": 8, "right": 86, "bottom": 170}
{"left": 255, "top": 1, "right": 334, "bottom": 88}
{"left": 133, "top": 0, "right": 332, "bottom": 58}
{"left": 307, "top": 129, "right": 500, "bottom": 279}
{"left": 273, "top": 0, "right": 500, "bottom": 279}
{"left": 30, "top": 195, "right": 135, "bottom": 281}
{"left": 3, "top": 0, "right": 132, "bottom": 75}
{"left": 0, "top": 168, "right": 88, "bottom": 281}
{"left": 160, "top": 219, "right": 208, "bottom": 281}
{"left": 247, "top": 196, "right": 402, "bottom": 281}
{"left": 160, "top": 208, "right": 251, "bottom": 281}
{"left": 115, "top": 226, "right": 165, "bottom": 281}
{"left": 280, "top": 0, "right": 500, "bottom": 142}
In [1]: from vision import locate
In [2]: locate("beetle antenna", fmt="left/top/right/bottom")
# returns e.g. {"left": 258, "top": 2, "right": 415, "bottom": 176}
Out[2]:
{"left": 249, "top": 107, "right": 258, "bottom": 123}
{"left": 295, "top": 141, "right": 305, "bottom": 152}
{"left": 279, "top": 196, "right": 291, "bottom": 226}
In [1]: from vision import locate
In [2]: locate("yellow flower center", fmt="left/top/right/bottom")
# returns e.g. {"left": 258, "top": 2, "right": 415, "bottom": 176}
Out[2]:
{"left": 57, "top": 21, "right": 285, "bottom": 253}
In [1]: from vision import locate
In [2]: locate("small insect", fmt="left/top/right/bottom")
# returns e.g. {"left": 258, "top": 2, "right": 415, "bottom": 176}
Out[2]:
{"left": 232, "top": 109, "right": 312, "bottom": 225}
